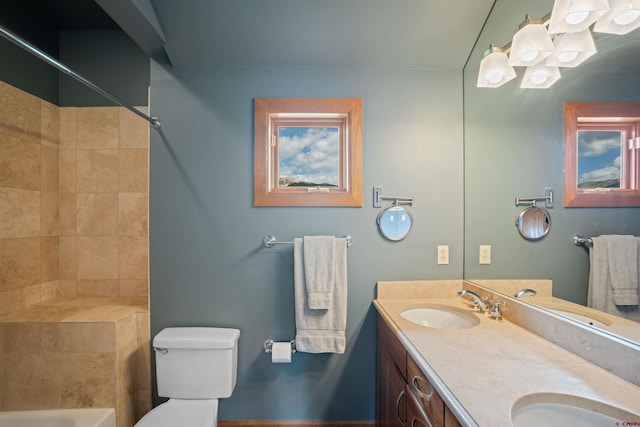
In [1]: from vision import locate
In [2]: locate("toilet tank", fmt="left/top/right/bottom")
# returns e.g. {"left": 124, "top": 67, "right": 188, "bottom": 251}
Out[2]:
{"left": 153, "top": 327, "right": 240, "bottom": 399}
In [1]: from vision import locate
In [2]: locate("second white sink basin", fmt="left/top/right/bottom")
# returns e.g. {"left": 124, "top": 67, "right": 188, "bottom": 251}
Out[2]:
{"left": 400, "top": 306, "right": 479, "bottom": 329}
{"left": 512, "top": 393, "right": 640, "bottom": 427}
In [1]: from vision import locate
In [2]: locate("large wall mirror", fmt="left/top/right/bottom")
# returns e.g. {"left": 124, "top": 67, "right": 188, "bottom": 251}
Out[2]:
{"left": 463, "top": 0, "right": 640, "bottom": 350}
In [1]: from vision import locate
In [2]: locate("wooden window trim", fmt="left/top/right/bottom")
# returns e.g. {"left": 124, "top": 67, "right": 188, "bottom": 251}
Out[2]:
{"left": 254, "top": 98, "right": 362, "bottom": 207}
{"left": 564, "top": 102, "right": 640, "bottom": 207}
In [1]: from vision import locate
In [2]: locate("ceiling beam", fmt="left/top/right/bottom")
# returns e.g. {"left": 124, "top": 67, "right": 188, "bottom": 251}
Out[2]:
{"left": 95, "top": 0, "right": 169, "bottom": 60}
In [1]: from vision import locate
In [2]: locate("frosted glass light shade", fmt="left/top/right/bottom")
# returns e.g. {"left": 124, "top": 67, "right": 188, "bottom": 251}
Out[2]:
{"left": 594, "top": 0, "right": 640, "bottom": 34}
{"left": 548, "top": 0, "right": 610, "bottom": 34}
{"left": 546, "top": 30, "right": 597, "bottom": 67}
{"left": 508, "top": 24, "right": 555, "bottom": 66}
{"left": 477, "top": 51, "right": 517, "bottom": 88}
{"left": 521, "top": 64, "right": 562, "bottom": 89}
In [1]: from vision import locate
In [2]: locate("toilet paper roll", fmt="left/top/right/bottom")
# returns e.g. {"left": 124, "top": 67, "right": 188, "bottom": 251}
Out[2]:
{"left": 271, "top": 342, "right": 292, "bottom": 363}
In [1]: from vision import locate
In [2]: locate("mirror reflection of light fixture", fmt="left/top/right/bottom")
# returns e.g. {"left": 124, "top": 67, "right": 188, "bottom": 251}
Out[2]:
{"left": 546, "top": 29, "right": 597, "bottom": 67}
{"left": 548, "top": 0, "right": 610, "bottom": 34}
{"left": 477, "top": 45, "right": 517, "bottom": 88}
{"left": 508, "top": 16, "right": 556, "bottom": 66}
{"left": 478, "top": 2, "right": 640, "bottom": 89}
{"left": 594, "top": 0, "right": 640, "bottom": 34}
{"left": 521, "top": 63, "right": 562, "bottom": 88}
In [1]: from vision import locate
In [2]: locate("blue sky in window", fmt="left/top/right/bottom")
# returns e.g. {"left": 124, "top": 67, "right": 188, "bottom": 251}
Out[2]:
{"left": 278, "top": 127, "right": 339, "bottom": 185}
{"left": 577, "top": 131, "right": 621, "bottom": 185}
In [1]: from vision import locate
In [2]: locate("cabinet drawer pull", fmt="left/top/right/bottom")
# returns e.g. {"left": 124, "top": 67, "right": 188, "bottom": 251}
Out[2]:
{"left": 411, "top": 375, "right": 434, "bottom": 402}
{"left": 396, "top": 390, "right": 406, "bottom": 425}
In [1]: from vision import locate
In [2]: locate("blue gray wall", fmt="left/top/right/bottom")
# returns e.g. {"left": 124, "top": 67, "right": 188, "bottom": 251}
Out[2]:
{"left": 463, "top": 0, "right": 640, "bottom": 303}
{"left": 148, "top": 59, "right": 464, "bottom": 420}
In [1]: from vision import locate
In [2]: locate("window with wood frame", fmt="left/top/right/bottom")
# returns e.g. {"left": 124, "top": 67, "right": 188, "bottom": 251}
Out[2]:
{"left": 254, "top": 98, "right": 362, "bottom": 207}
{"left": 564, "top": 103, "right": 640, "bottom": 207}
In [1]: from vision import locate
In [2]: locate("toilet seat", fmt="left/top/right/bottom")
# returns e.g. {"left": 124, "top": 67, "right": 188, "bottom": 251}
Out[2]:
{"left": 135, "top": 399, "right": 218, "bottom": 427}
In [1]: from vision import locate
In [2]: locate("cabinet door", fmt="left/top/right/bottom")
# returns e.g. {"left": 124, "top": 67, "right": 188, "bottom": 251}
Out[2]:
{"left": 377, "top": 344, "right": 406, "bottom": 427}
{"left": 444, "top": 405, "right": 463, "bottom": 427}
{"left": 407, "top": 356, "right": 445, "bottom": 426}
{"left": 407, "top": 388, "right": 436, "bottom": 427}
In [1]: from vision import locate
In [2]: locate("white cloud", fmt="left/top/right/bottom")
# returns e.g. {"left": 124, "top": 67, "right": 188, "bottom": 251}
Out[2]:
{"left": 578, "top": 132, "right": 620, "bottom": 157}
{"left": 579, "top": 155, "right": 621, "bottom": 184}
{"left": 279, "top": 127, "right": 339, "bottom": 185}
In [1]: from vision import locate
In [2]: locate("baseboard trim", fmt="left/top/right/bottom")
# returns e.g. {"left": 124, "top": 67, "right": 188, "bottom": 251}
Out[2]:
{"left": 219, "top": 421, "right": 375, "bottom": 427}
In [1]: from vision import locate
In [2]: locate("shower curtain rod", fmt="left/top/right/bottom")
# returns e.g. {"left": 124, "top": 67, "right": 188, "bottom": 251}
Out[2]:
{"left": 0, "top": 24, "right": 161, "bottom": 128}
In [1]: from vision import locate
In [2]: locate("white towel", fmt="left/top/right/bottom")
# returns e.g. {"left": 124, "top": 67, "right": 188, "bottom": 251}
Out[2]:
{"left": 303, "top": 235, "right": 336, "bottom": 309}
{"left": 605, "top": 235, "right": 639, "bottom": 305}
{"left": 294, "top": 237, "right": 347, "bottom": 353}
{"left": 588, "top": 236, "right": 640, "bottom": 322}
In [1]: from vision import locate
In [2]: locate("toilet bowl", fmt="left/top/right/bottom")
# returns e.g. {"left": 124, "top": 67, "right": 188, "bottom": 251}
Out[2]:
{"left": 135, "top": 399, "right": 218, "bottom": 427}
{"left": 135, "top": 327, "right": 240, "bottom": 427}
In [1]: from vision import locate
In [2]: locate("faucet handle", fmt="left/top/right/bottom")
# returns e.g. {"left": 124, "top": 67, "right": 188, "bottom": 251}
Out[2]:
{"left": 489, "top": 301, "right": 506, "bottom": 320}
{"left": 514, "top": 288, "right": 537, "bottom": 298}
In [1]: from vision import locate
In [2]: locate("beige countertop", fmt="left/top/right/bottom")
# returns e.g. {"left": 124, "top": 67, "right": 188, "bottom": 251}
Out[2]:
{"left": 374, "top": 295, "right": 640, "bottom": 427}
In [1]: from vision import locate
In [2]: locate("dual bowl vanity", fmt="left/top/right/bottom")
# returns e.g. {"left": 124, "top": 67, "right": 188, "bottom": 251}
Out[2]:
{"left": 374, "top": 280, "right": 640, "bottom": 427}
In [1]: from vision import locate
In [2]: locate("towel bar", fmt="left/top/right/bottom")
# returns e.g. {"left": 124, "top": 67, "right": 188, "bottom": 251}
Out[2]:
{"left": 574, "top": 235, "right": 593, "bottom": 247}
{"left": 263, "top": 235, "right": 352, "bottom": 248}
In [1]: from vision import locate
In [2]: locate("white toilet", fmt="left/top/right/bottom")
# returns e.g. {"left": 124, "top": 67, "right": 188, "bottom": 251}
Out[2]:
{"left": 135, "top": 327, "right": 241, "bottom": 427}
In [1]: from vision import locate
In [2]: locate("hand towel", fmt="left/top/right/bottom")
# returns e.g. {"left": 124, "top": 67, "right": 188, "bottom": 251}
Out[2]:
{"left": 605, "top": 235, "right": 639, "bottom": 305}
{"left": 294, "top": 237, "right": 347, "bottom": 353}
{"left": 303, "top": 235, "right": 336, "bottom": 309}
{"left": 588, "top": 236, "right": 640, "bottom": 322}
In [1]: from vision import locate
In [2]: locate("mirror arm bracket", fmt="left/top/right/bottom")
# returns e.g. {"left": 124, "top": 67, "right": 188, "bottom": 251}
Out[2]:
{"left": 373, "top": 185, "right": 414, "bottom": 208}
{"left": 515, "top": 187, "right": 554, "bottom": 209}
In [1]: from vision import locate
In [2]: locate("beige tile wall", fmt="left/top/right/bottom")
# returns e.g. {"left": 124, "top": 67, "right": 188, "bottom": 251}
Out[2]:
{"left": 59, "top": 106, "right": 149, "bottom": 298}
{"left": 0, "top": 81, "right": 61, "bottom": 316}
{"left": 0, "top": 80, "right": 151, "bottom": 426}
{"left": 0, "top": 80, "right": 150, "bottom": 311}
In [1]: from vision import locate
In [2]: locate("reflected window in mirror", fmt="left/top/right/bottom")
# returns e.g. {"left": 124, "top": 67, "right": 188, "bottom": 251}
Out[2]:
{"left": 254, "top": 98, "right": 362, "bottom": 207}
{"left": 564, "top": 102, "right": 640, "bottom": 207}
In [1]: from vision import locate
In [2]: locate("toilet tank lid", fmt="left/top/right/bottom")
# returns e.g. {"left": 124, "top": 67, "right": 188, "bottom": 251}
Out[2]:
{"left": 154, "top": 327, "right": 240, "bottom": 349}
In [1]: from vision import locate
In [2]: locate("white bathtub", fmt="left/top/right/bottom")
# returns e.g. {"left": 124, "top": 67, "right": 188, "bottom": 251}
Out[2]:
{"left": 0, "top": 408, "right": 115, "bottom": 427}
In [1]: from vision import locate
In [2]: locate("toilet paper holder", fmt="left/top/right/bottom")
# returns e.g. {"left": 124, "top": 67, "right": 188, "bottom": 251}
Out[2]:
{"left": 263, "top": 339, "right": 297, "bottom": 354}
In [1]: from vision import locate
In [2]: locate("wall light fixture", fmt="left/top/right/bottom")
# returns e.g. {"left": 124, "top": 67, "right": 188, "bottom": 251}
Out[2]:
{"left": 508, "top": 16, "right": 556, "bottom": 66}
{"left": 548, "top": 0, "right": 610, "bottom": 33}
{"left": 546, "top": 29, "right": 597, "bottom": 67}
{"left": 594, "top": 0, "right": 640, "bottom": 34}
{"left": 478, "top": 0, "right": 640, "bottom": 89}
{"left": 477, "top": 45, "right": 517, "bottom": 88}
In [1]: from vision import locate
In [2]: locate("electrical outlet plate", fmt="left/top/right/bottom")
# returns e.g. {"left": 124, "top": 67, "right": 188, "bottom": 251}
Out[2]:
{"left": 479, "top": 245, "right": 491, "bottom": 264}
{"left": 437, "top": 245, "right": 449, "bottom": 265}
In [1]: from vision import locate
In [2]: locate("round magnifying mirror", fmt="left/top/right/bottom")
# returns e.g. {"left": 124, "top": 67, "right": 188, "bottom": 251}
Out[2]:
{"left": 515, "top": 205, "right": 551, "bottom": 241}
{"left": 377, "top": 205, "right": 413, "bottom": 241}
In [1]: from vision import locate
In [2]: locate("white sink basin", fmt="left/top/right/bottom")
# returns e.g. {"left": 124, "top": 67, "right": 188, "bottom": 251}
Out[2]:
{"left": 512, "top": 393, "right": 640, "bottom": 427}
{"left": 400, "top": 306, "right": 479, "bottom": 329}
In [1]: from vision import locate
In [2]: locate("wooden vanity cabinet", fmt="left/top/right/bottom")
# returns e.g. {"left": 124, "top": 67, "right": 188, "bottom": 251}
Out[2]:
{"left": 377, "top": 314, "right": 407, "bottom": 426}
{"left": 377, "top": 313, "right": 463, "bottom": 427}
{"left": 444, "top": 406, "right": 463, "bottom": 427}
{"left": 407, "top": 355, "right": 444, "bottom": 426}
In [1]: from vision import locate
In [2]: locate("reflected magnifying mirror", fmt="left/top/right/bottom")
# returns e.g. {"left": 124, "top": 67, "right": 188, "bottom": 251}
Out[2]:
{"left": 515, "top": 205, "right": 551, "bottom": 240}
{"left": 377, "top": 205, "right": 413, "bottom": 241}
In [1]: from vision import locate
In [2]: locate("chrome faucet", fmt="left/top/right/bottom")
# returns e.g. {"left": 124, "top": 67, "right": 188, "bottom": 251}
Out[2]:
{"left": 489, "top": 301, "right": 506, "bottom": 320}
{"left": 514, "top": 288, "right": 537, "bottom": 298}
{"left": 457, "top": 289, "right": 489, "bottom": 312}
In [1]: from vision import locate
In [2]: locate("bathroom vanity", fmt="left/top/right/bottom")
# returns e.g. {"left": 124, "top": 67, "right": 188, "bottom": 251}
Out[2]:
{"left": 377, "top": 310, "right": 462, "bottom": 427}
{"left": 374, "top": 280, "right": 640, "bottom": 427}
